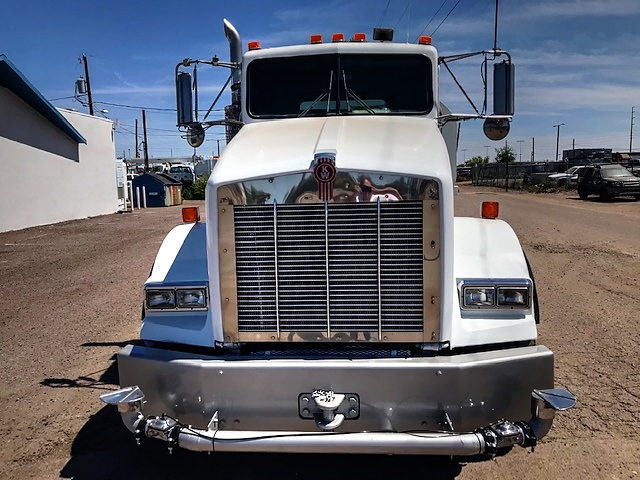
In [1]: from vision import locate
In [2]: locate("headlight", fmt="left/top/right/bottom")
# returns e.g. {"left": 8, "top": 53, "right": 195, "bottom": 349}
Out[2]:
{"left": 176, "top": 288, "right": 207, "bottom": 308}
{"left": 612, "top": 181, "right": 623, "bottom": 187}
{"left": 145, "top": 286, "right": 208, "bottom": 310}
{"left": 459, "top": 279, "right": 532, "bottom": 310}
{"left": 146, "top": 289, "right": 176, "bottom": 309}
{"left": 463, "top": 286, "right": 495, "bottom": 307}
{"left": 497, "top": 287, "right": 530, "bottom": 307}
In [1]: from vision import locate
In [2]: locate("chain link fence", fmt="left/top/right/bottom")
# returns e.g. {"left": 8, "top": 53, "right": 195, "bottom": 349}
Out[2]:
{"left": 471, "top": 162, "right": 574, "bottom": 188}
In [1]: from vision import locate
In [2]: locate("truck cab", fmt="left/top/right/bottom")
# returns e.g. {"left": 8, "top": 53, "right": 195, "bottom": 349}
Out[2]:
{"left": 101, "top": 19, "right": 574, "bottom": 460}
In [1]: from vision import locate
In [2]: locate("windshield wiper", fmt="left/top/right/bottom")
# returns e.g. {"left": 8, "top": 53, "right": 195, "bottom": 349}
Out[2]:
{"left": 342, "top": 71, "right": 375, "bottom": 115}
{"left": 298, "top": 71, "right": 334, "bottom": 117}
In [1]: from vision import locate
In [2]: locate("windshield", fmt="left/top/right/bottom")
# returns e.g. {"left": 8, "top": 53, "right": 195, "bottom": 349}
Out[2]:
{"left": 601, "top": 165, "right": 635, "bottom": 179}
{"left": 247, "top": 53, "right": 433, "bottom": 118}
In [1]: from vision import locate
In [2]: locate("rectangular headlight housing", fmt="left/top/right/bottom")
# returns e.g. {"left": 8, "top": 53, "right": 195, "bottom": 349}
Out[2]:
{"left": 459, "top": 279, "right": 532, "bottom": 310}
{"left": 145, "top": 286, "right": 208, "bottom": 310}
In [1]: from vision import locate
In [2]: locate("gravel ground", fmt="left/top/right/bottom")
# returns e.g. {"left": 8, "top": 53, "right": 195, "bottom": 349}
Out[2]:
{"left": 0, "top": 188, "right": 639, "bottom": 480}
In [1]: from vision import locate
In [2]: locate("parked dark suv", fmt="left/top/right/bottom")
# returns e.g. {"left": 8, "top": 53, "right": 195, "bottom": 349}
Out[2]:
{"left": 577, "top": 164, "right": 640, "bottom": 201}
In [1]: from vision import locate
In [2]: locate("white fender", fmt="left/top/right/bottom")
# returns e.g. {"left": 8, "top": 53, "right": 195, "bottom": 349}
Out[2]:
{"left": 448, "top": 217, "right": 538, "bottom": 349}
{"left": 141, "top": 222, "right": 215, "bottom": 347}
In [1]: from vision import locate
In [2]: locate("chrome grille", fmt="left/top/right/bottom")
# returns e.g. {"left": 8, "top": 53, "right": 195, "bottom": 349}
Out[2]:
{"left": 234, "top": 201, "right": 424, "bottom": 332}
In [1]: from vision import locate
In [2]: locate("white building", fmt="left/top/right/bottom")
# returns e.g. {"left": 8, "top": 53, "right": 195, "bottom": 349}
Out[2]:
{"left": 0, "top": 54, "right": 120, "bottom": 233}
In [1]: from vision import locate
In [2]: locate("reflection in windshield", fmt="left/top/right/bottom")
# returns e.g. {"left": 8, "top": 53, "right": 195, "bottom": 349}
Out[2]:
{"left": 247, "top": 53, "right": 433, "bottom": 118}
{"left": 601, "top": 165, "right": 635, "bottom": 179}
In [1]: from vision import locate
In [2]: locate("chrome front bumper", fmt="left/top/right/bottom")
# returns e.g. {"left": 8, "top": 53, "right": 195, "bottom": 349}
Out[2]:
{"left": 103, "top": 344, "right": 575, "bottom": 456}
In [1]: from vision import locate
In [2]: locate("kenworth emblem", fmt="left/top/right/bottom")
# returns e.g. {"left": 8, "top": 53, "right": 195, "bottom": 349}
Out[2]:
{"left": 312, "top": 153, "right": 336, "bottom": 202}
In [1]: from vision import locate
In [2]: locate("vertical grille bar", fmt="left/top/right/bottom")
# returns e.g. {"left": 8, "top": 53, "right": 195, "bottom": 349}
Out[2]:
{"left": 273, "top": 200, "right": 280, "bottom": 338}
{"left": 324, "top": 202, "right": 331, "bottom": 338}
{"left": 376, "top": 198, "right": 382, "bottom": 340}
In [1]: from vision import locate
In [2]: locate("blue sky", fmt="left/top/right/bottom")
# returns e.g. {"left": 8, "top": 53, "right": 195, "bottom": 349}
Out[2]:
{"left": 2, "top": 0, "right": 639, "bottom": 163}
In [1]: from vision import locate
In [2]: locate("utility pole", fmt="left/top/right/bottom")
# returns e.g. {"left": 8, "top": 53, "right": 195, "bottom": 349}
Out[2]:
{"left": 531, "top": 137, "right": 535, "bottom": 162}
{"left": 462, "top": 148, "right": 467, "bottom": 163}
{"left": 631, "top": 106, "right": 636, "bottom": 153}
{"left": 553, "top": 123, "right": 565, "bottom": 162}
{"left": 81, "top": 54, "right": 94, "bottom": 116}
{"left": 142, "top": 109, "right": 150, "bottom": 172}
{"left": 135, "top": 119, "right": 139, "bottom": 159}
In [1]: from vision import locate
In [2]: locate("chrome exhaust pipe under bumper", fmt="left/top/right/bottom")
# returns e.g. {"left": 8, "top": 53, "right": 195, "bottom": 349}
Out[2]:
{"left": 100, "top": 386, "right": 575, "bottom": 457}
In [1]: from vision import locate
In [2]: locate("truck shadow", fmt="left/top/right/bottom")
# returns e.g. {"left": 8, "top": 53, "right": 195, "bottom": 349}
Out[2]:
{"left": 56, "top": 353, "right": 466, "bottom": 480}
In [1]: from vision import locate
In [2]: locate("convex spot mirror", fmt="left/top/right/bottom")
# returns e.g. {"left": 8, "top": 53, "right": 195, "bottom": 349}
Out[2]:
{"left": 483, "top": 117, "right": 510, "bottom": 141}
{"left": 187, "top": 124, "right": 205, "bottom": 148}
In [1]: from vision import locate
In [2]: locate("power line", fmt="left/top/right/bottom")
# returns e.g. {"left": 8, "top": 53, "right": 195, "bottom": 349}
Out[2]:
{"left": 48, "top": 95, "right": 77, "bottom": 102}
{"left": 431, "top": 0, "right": 463, "bottom": 36}
{"left": 414, "top": 0, "right": 449, "bottom": 41}
{"left": 377, "top": 0, "right": 392, "bottom": 26}
{"left": 392, "top": 1, "right": 412, "bottom": 29}
{"left": 94, "top": 101, "right": 176, "bottom": 112}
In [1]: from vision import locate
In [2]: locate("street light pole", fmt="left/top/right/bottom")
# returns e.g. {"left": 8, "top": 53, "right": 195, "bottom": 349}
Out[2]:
{"left": 631, "top": 106, "right": 636, "bottom": 153}
{"left": 517, "top": 140, "right": 524, "bottom": 162}
{"left": 553, "top": 123, "right": 565, "bottom": 162}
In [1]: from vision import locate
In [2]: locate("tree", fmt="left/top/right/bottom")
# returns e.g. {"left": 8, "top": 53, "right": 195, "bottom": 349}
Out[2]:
{"left": 466, "top": 155, "right": 489, "bottom": 166}
{"left": 495, "top": 145, "right": 516, "bottom": 163}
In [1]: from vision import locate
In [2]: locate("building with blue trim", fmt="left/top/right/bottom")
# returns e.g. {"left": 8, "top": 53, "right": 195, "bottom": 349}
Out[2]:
{"left": 1, "top": 54, "right": 122, "bottom": 232}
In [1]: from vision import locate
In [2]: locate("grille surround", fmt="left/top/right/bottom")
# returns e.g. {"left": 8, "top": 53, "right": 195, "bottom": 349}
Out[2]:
{"left": 234, "top": 201, "right": 425, "bottom": 335}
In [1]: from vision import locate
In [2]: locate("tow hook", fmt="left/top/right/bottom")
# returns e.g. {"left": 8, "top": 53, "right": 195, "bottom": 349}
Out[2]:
{"left": 298, "top": 390, "right": 360, "bottom": 431}
{"left": 312, "top": 390, "right": 345, "bottom": 430}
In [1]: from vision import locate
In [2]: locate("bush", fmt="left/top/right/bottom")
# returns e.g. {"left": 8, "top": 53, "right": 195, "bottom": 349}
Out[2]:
{"left": 181, "top": 175, "right": 208, "bottom": 200}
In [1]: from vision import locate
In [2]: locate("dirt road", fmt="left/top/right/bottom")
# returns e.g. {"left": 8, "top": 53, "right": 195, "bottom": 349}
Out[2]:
{"left": 1, "top": 188, "right": 639, "bottom": 479}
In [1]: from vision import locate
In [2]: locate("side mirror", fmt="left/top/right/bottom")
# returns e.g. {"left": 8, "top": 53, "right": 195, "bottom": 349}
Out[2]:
{"left": 176, "top": 71, "right": 193, "bottom": 126}
{"left": 493, "top": 61, "right": 515, "bottom": 116}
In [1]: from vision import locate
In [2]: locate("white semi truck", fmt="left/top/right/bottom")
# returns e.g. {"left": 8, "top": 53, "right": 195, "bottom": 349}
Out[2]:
{"left": 101, "top": 19, "right": 575, "bottom": 460}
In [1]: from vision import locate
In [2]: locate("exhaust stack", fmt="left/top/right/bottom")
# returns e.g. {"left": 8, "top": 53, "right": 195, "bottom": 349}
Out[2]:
{"left": 223, "top": 19, "right": 243, "bottom": 141}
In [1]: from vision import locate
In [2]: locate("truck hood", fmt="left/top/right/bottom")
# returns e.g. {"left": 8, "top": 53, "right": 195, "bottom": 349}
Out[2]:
{"left": 211, "top": 116, "right": 452, "bottom": 184}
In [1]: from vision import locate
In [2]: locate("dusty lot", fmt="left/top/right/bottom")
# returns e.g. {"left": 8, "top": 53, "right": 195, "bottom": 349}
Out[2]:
{"left": 0, "top": 188, "right": 639, "bottom": 480}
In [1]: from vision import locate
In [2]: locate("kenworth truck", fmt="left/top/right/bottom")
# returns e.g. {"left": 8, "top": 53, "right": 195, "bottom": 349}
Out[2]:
{"left": 101, "top": 19, "right": 575, "bottom": 459}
